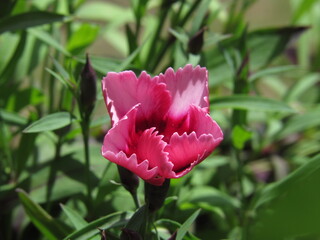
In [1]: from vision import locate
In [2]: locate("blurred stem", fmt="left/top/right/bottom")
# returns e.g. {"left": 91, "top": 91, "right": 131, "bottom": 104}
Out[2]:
{"left": 80, "top": 118, "right": 93, "bottom": 211}
{"left": 231, "top": 27, "right": 249, "bottom": 228}
{"left": 144, "top": 209, "right": 155, "bottom": 239}
{"left": 45, "top": 136, "right": 62, "bottom": 211}
{"left": 132, "top": 192, "right": 141, "bottom": 209}
{"left": 149, "top": 0, "right": 201, "bottom": 72}
{"left": 145, "top": 0, "right": 170, "bottom": 71}
{"left": 0, "top": 116, "right": 13, "bottom": 180}
{"left": 144, "top": 179, "right": 170, "bottom": 238}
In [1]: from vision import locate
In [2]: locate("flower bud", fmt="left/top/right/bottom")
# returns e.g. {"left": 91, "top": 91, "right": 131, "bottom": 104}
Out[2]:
{"left": 117, "top": 165, "right": 139, "bottom": 195}
{"left": 80, "top": 54, "right": 97, "bottom": 118}
{"left": 188, "top": 27, "right": 206, "bottom": 54}
{"left": 145, "top": 179, "right": 170, "bottom": 212}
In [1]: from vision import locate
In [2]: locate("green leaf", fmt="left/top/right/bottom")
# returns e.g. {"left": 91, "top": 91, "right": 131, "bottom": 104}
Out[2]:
{"left": 285, "top": 73, "right": 320, "bottom": 102}
{"left": 249, "top": 65, "right": 298, "bottom": 82}
{"left": 116, "top": 36, "right": 149, "bottom": 72}
{"left": 190, "top": 0, "right": 211, "bottom": 35}
{"left": 16, "top": 189, "right": 70, "bottom": 240}
{"left": 6, "top": 87, "right": 44, "bottom": 112}
{"left": 206, "top": 26, "right": 308, "bottom": 86}
{"left": 46, "top": 68, "right": 70, "bottom": 89}
{"left": 211, "top": 95, "right": 295, "bottom": 113}
{"left": 67, "top": 23, "right": 99, "bottom": 55}
{"left": 75, "top": 56, "right": 120, "bottom": 75}
{"left": 60, "top": 204, "right": 88, "bottom": 230}
{"left": 183, "top": 186, "right": 239, "bottom": 208}
{"left": 169, "top": 28, "right": 189, "bottom": 45}
{"left": 232, "top": 125, "right": 252, "bottom": 150}
{"left": 63, "top": 212, "right": 132, "bottom": 240}
{"left": 0, "top": 109, "right": 27, "bottom": 126}
{"left": 176, "top": 209, "right": 201, "bottom": 240}
{"left": 51, "top": 57, "right": 70, "bottom": 80}
{"left": 248, "top": 26, "right": 308, "bottom": 70}
{"left": 246, "top": 154, "right": 320, "bottom": 240}
{"left": 125, "top": 24, "right": 137, "bottom": 54}
{"left": 28, "top": 28, "right": 71, "bottom": 56}
{"left": 23, "top": 112, "right": 72, "bottom": 133}
{"left": 0, "top": 11, "right": 69, "bottom": 34}
{"left": 276, "top": 108, "right": 320, "bottom": 140}
{"left": 121, "top": 205, "right": 146, "bottom": 238}
{"left": 292, "top": 0, "right": 318, "bottom": 23}
{"left": 0, "top": 31, "right": 27, "bottom": 85}
{"left": 76, "top": 2, "right": 133, "bottom": 22}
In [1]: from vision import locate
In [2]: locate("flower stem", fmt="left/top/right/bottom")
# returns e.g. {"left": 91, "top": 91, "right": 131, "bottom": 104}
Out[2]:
{"left": 143, "top": 179, "right": 170, "bottom": 238}
{"left": 81, "top": 120, "right": 93, "bottom": 211}
{"left": 132, "top": 192, "right": 141, "bottom": 209}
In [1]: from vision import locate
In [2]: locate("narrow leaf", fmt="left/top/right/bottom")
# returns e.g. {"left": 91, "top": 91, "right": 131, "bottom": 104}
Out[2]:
{"left": 23, "top": 112, "right": 72, "bottom": 133}
{"left": 248, "top": 26, "right": 308, "bottom": 69}
{"left": 276, "top": 109, "right": 320, "bottom": 140}
{"left": 0, "top": 11, "right": 69, "bottom": 34}
{"left": 60, "top": 204, "right": 88, "bottom": 230}
{"left": 28, "top": 28, "right": 71, "bottom": 56}
{"left": 116, "top": 39, "right": 146, "bottom": 72}
{"left": 63, "top": 212, "right": 132, "bottom": 240}
{"left": 121, "top": 205, "right": 146, "bottom": 237}
{"left": 249, "top": 65, "right": 298, "bottom": 82}
{"left": 16, "top": 189, "right": 69, "bottom": 240}
{"left": 285, "top": 73, "right": 320, "bottom": 102}
{"left": 46, "top": 68, "right": 70, "bottom": 89}
{"left": 176, "top": 209, "right": 201, "bottom": 240}
{"left": 0, "top": 109, "right": 28, "bottom": 126}
{"left": 211, "top": 95, "right": 295, "bottom": 113}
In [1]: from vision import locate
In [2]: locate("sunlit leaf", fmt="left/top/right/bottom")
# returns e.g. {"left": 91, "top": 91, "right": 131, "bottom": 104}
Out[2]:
{"left": 67, "top": 23, "right": 99, "bottom": 55}
{"left": 232, "top": 125, "right": 252, "bottom": 150}
{"left": 23, "top": 112, "right": 72, "bottom": 133}
{"left": 211, "top": 95, "right": 295, "bottom": 113}
{"left": 292, "top": 0, "right": 318, "bottom": 23}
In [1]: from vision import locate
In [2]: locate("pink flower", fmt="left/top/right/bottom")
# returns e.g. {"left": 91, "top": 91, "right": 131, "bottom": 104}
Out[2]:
{"left": 101, "top": 64, "right": 223, "bottom": 186}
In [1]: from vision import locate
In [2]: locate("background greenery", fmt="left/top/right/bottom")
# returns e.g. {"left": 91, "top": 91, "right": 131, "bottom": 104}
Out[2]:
{"left": 0, "top": 0, "right": 320, "bottom": 239}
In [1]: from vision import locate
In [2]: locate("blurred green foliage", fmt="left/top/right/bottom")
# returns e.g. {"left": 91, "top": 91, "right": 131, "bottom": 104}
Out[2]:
{"left": 0, "top": 0, "right": 320, "bottom": 239}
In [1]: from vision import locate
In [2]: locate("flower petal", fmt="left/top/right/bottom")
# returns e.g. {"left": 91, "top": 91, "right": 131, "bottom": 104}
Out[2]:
{"left": 188, "top": 105, "right": 223, "bottom": 139}
{"left": 102, "top": 71, "right": 171, "bottom": 125}
{"left": 133, "top": 128, "right": 173, "bottom": 178}
{"left": 102, "top": 105, "right": 159, "bottom": 181}
{"left": 158, "top": 64, "right": 209, "bottom": 118}
{"left": 164, "top": 132, "right": 222, "bottom": 178}
{"left": 164, "top": 106, "right": 223, "bottom": 178}
{"left": 102, "top": 105, "right": 173, "bottom": 186}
